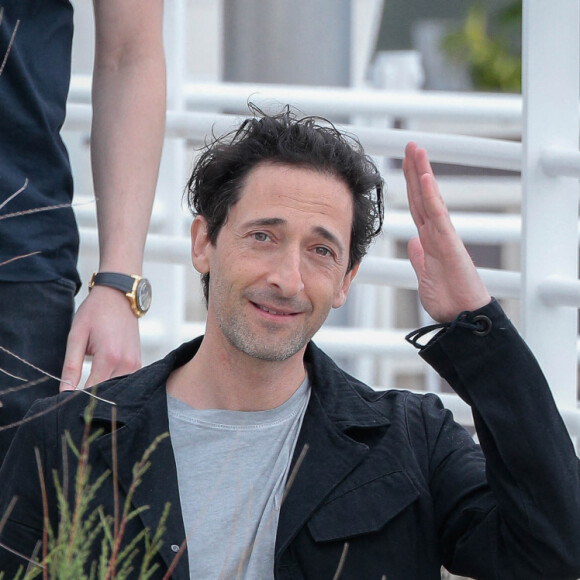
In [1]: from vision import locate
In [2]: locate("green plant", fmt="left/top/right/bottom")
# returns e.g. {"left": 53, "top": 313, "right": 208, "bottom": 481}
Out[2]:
{"left": 2, "top": 402, "right": 171, "bottom": 580}
{"left": 442, "top": 1, "right": 522, "bottom": 92}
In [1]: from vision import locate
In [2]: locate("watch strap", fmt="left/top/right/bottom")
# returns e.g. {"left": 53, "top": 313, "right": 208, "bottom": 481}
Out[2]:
{"left": 89, "top": 272, "right": 135, "bottom": 294}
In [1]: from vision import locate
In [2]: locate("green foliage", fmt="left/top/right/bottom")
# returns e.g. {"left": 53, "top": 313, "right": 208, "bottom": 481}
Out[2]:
{"left": 8, "top": 402, "right": 170, "bottom": 580}
{"left": 442, "top": 1, "right": 522, "bottom": 92}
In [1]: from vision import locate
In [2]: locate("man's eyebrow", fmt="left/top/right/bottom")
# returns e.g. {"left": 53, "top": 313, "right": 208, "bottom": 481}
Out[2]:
{"left": 313, "top": 226, "right": 345, "bottom": 254}
{"left": 242, "top": 217, "right": 286, "bottom": 229}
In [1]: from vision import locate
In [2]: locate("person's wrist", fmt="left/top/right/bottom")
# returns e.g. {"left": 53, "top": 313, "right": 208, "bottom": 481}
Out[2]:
{"left": 88, "top": 272, "right": 152, "bottom": 317}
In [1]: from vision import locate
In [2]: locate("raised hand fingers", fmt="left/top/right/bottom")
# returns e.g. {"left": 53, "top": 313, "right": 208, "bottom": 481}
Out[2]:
{"left": 403, "top": 142, "right": 425, "bottom": 227}
{"left": 404, "top": 143, "right": 451, "bottom": 234}
{"left": 402, "top": 142, "right": 491, "bottom": 320}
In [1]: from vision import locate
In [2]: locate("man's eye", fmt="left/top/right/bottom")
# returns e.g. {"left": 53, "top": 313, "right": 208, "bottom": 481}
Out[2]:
{"left": 315, "top": 246, "right": 332, "bottom": 257}
{"left": 252, "top": 232, "right": 269, "bottom": 242}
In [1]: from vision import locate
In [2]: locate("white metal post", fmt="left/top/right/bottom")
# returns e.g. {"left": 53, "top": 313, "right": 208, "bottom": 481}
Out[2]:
{"left": 520, "top": 0, "right": 579, "bottom": 408}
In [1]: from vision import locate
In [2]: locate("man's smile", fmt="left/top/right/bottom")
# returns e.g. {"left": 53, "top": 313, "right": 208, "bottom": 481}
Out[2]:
{"left": 252, "top": 302, "right": 300, "bottom": 317}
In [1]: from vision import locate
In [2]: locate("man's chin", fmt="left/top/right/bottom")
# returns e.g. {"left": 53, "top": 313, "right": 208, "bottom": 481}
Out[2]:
{"left": 242, "top": 344, "right": 305, "bottom": 363}
{"left": 229, "top": 335, "right": 309, "bottom": 363}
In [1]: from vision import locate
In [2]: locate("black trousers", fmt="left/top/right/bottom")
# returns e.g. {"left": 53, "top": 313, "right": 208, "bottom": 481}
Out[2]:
{"left": 0, "top": 279, "right": 75, "bottom": 464}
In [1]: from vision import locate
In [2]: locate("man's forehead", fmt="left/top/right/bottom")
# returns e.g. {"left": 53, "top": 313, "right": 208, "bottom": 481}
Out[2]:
{"left": 239, "top": 162, "right": 352, "bottom": 205}
{"left": 236, "top": 164, "right": 349, "bottom": 210}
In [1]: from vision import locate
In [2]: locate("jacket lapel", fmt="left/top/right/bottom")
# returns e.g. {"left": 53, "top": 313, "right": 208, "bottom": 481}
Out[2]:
{"left": 275, "top": 343, "right": 391, "bottom": 556}
{"left": 89, "top": 340, "right": 203, "bottom": 579}
{"left": 95, "top": 403, "right": 189, "bottom": 579}
{"left": 275, "top": 391, "right": 371, "bottom": 556}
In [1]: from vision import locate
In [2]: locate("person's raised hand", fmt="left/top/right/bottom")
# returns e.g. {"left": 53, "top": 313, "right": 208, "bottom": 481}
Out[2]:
{"left": 402, "top": 142, "right": 491, "bottom": 322}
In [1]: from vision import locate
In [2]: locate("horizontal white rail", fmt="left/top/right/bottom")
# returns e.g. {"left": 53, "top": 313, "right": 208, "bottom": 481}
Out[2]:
{"left": 388, "top": 211, "right": 580, "bottom": 247}
{"left": 358, "top": 257, "right": 522, "bottom": 298}
{"left": 343, "top": 124, "right": 521, "bottom": 171}
{"left": 182, "top": 82, "right": 524, "bottom": 123}
{"left": 386, "top": 212, "right": 522, "bottom": 244}
{"left": 66, "top": 77, "right": 580, "bottom": 177}
{"left": 314, "top": 327, "right": 413, "bottom": 356}
{"left": 538, "top": 276, "right": 580, "bottom": 307}
{"left": 541, "top": 147, "right": 580, "bottom": 178}
{"left": 68, "top": 75, "right": 523, "bottom": 123}
{"left": 66, "top": 104, "right": 522, "bottom": 171}
{"left": 79, "top": 228, "right": 192, "bottom": 264}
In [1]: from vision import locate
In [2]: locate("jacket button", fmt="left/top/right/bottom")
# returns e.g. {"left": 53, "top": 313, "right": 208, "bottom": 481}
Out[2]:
{"left": 171, "top": 544, "right": 180, "bottom": 552}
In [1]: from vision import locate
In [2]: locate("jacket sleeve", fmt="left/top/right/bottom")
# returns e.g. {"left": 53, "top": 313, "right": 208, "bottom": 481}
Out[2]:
{"left": 417, "top": 299, "right": 580, "bottom": 580}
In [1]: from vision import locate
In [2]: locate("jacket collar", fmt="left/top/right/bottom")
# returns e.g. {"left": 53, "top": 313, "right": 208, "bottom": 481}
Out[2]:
{"left": 89, "top": 338, "right": 389, "bottom": 431}
{"left": 89, "top": 337, "right": 203, "bottom": 424}
{"left": 304, "top": 342, "right": 391, "bottom": 430}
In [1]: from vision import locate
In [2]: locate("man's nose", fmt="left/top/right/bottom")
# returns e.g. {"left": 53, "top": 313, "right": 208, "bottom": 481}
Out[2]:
{"left": 267, "top": 248, "right": 305, "bottom": 297}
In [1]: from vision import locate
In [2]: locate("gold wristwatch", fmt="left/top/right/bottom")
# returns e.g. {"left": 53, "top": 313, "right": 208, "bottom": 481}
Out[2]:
{"left": 89, "top": 272, "right": 152, "bottom": 317}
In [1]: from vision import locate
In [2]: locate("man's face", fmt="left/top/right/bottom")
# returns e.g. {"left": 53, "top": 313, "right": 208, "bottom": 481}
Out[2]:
{"left": 192, "top": 162, "right": 358, "bottom": 363}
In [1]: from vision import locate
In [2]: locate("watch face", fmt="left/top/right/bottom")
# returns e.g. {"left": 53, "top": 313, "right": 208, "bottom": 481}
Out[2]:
{"left": 136, "top": 279, "right": 152, "bottom": 314}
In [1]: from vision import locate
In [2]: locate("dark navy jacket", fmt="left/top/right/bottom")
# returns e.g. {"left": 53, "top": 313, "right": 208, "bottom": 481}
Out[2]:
{"left": 1, "top": 300, "right": 579, "bottom": 579}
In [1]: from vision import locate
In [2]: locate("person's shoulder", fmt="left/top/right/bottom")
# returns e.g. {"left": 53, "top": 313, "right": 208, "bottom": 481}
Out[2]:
{"left": 27, "top": 345, "right": 185, "bottom": 423}
{"left": 306, "top": 340, "right": 443, "bottom": 408}
{"left": 358, "top": 385, "right": 446, "bottom": 417}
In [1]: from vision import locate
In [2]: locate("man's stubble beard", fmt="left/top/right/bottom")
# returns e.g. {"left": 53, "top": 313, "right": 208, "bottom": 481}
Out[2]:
{"left": 217, "top": 309, "right": 312, "bottom": 362}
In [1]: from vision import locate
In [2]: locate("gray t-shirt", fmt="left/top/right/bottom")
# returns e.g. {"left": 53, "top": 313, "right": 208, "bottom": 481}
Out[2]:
{"left": 167, "top": 378, "right": 310, "bottom": 579}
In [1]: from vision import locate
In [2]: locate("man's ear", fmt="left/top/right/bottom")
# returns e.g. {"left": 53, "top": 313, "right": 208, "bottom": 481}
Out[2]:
{"left": 191, "top": 216, "right": 211, "bottom": 274}
{"left": 332, "top": 262, "right": 360, "bottom": 309}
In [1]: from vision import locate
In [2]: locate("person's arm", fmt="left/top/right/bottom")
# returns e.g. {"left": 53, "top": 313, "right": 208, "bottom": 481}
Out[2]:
{"left": 403, "top": 142, "right": 580, "bottom": 578}
{"left": 61, "top": 0, "right": 166, "bottom": 390}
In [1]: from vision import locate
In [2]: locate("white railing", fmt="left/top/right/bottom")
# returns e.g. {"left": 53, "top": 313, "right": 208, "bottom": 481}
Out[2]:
{"left": 69, "top": 76, "right": 523, "bottom": 124}
{"left": 65, "top": 0, "right": 580, "bottom": 439}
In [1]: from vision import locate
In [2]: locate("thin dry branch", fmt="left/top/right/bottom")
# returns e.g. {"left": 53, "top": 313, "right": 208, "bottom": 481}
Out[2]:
{"left": 34, "top": 448, "right": 49, "bottom": 580}
{"left": 0, "top": 178, "right": 29, "bottom": 212}
{"left": 0, "top": 12, "right": 19, "bottom": 78}
{"left": 0, "top": 345, "right": 116, "bottom": 405}
{"left": 0, "top": 390, "right": 81, "bottom": 432}
{"left": 331, "top": 542, "right": 349, "bottom": 580}
{"left": 0, "top": 250, "right": 41, "bottom": 268}
{"left": 0, "top": 496, "right": 17, "bottom": 536}
{"left": 0, "top": 202, "right": 73, "bottom": 221}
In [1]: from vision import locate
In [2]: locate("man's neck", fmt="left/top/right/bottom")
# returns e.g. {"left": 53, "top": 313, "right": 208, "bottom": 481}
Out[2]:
{"left": 166, "top": 334, "right": 307, "bottom": 411}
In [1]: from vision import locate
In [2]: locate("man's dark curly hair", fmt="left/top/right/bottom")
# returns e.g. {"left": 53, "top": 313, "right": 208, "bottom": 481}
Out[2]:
{"left": 186, "top": 105, "right": 384, "bottom": 303}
